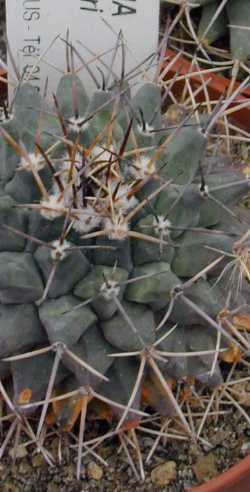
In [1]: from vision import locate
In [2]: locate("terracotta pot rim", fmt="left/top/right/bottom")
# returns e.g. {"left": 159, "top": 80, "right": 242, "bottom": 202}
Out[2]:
{"left": 164, "top": 48, "right": 250, "bottom": 97}
{"left": 163, "top": 48, "right": 250, "bottom": 130}
{"left": 191, "top": 453, "right": 250, "bottom": 492}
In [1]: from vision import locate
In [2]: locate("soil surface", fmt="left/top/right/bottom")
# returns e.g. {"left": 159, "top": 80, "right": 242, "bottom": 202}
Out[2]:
{"left": 0, "top": 3, "right": 250, "bottom": 491}
{"left": 1, "top": 374, "right": 250, "bottom": 492}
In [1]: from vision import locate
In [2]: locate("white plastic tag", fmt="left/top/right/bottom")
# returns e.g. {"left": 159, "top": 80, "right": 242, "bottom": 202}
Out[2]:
{"left": 6, "top": 0, "right": 160, "bottom": 96}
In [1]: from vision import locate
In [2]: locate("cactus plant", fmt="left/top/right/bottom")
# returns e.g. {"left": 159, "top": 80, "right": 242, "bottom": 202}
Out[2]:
{"left": 0, "top": 46, "right": 249, "bottom": 478}
{"left": 161, "top": 0, "right": 250, "bottom": 93}
{"left": 161, "top": 0, "right": 250, "bottom": 59}
{"left": 198, "top": 0, "right": 250, "bottom": 62}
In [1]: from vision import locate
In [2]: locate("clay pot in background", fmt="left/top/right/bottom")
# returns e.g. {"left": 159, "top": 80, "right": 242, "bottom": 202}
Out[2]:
{"left": 163, "top": 49, "right": 250, "bottom": 130}
{"left": 191, "top": 454, "right": 250, "bottom": 492}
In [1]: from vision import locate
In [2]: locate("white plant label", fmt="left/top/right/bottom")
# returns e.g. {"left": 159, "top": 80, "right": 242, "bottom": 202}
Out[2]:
{"left": 6, "top": 0, "right": 160, "bottom": 96}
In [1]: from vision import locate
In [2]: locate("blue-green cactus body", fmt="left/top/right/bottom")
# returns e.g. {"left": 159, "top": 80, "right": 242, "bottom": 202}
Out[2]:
{"left": 0, "top": 70, "right": 249, "bottom": 431}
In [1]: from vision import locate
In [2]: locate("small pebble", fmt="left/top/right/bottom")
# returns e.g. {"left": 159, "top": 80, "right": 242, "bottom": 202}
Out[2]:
{"left": 32, "top": 454, "right": 46, "bottom": 468}
{"left": 142, "top": 437, "right": 155, "bottom": 448}
{"left": 18, "top": 460, "right": 32, "bottom": 475}
{"left": 47, "top": 484, "right": 60, "bottom": 492}
{"left": 9, "top": 445, "right": 27, "bottom": 460}
{"left": 189, "top": 444, "right": 201, "bottom": 459}
{"left": 87, "top": 461, "right": 104, "bottom": 481}
{"left": 151, "top": 461, "right": 177, "bottom": 487}
{"left": 193, "top": 453, "right": 218, "bottom": 483}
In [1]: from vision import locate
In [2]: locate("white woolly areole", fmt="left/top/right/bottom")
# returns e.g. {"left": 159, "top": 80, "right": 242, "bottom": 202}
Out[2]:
{"left": 104, "top": 214, "right": 129, "bottom": 241}
{"left": 51, "top": 239, "right": 70, "bottom": 261}
{"left": 153, "top": 216, "right": 171, "bottom": 237}
{"left": 52, "top": 152, "right": 90, "bottom": 208}
{"left": 199, "top": 184, "right": 209, "bottom": 198}
{"left": 59, "top": 152, "right": 85, "bottom": 181}
{"left": 132, "top": 156, "right": 156, "bottom": 180}
{"left": 72, "top": 205, "right": 102, "bottom": 233}
{"left": 100, "top": 279, "right": 120, "bottom": 301}
{"left": 40, "top": 195, "right": 65, "bottom": 220}
{"left": 19, "top": 153, "right": 45, "bottom": 172}
{"left": 0, "top": 112, "right": 13, "bottom": 124}
{"left": 109, "top": 182, "right": 138, "bottom": 213}
{"left": 68, "top": 116, "right": 88, "bottom": 134}
{"left": 137, "top": 122, "right": 155, "bottom": 136}
{"left": 52, "top": 179, "right": 80, "bottom": 209}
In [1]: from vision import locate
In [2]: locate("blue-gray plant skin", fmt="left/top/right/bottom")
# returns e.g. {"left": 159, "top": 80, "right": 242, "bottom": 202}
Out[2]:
{"left": 197, "top": 0, "right": 250, "bottom": 62}
{"left": 0, "top": 62, "right": 249, "bottom": 435}
{"left": 162, "top": 0, "right": 250, "bottom": 62}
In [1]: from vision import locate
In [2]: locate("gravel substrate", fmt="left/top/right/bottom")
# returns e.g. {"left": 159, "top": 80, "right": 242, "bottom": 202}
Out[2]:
{"left": 0, "top": 392, "right": 250, "bottom": 492}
